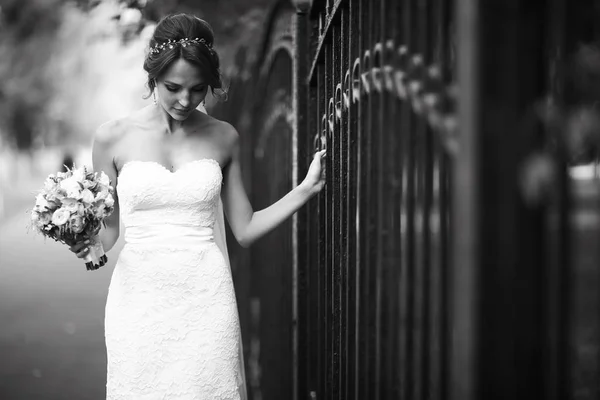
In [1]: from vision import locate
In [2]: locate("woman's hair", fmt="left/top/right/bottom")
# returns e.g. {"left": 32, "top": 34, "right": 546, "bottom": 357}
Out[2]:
{"left": 143, "top": 14, "right": 223, "bottom": 97}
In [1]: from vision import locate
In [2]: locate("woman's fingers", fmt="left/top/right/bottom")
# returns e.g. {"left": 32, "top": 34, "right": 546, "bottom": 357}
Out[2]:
{"left": 70, "top": 239, "right": 91, "bottom": 258}
{"left": 76, "top": 247, "right": 90, "bottom": 259}
{"left": 69, "top": 241, "right": 87, "bottom": 252}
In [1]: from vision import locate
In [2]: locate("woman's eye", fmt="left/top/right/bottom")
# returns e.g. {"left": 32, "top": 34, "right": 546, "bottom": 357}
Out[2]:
{"left": 193, "top": 87, "right": 206, "bottom": 92}
{"left": 165, "top": 86, "right": 178, "bottom": 92}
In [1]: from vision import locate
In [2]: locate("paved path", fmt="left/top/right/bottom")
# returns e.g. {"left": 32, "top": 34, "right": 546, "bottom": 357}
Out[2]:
{"left": 0, "top": 207, "right": 124, "bottom": 400}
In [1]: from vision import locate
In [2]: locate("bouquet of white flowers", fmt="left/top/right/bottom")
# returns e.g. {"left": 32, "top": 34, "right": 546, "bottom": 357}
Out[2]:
{"left": 30, "top": 166, "right": 115, "bottom": 270}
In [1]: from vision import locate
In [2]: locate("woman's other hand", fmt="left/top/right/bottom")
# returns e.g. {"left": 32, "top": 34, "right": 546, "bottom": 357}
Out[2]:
{"left": 69, "top": 239, "right": 91, "bottom": 260}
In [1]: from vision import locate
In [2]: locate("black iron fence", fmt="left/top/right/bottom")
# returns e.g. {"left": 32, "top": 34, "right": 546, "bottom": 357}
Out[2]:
{"left": 213, "top": 0, "right": 600, "bottom": 399}
{"left": 296, "top": 1, "right": 456, "bottom": 399}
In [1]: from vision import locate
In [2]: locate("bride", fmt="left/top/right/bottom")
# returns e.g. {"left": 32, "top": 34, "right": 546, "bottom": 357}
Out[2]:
{"left": 69, "top": 13, "right": 325, "bottom": 400}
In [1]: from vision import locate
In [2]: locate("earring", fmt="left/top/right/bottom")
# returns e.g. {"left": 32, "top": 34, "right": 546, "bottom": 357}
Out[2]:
{"left": 152, "top": 79, "right": 158, "bottom": 105}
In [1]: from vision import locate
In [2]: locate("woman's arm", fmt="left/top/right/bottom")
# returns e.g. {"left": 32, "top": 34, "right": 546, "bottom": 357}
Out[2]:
{"left": 92, "top": 121, "right": 121, "bottom": 252}
{"left": 221, "top": 125, "right": 326, "bottom": 248}
{"left": 69, "top": 121, "right": 121, "bottom": 259}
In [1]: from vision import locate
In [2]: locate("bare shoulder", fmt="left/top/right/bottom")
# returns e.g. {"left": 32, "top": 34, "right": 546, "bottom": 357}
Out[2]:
{"left": 210, "top": 118, "right": 239, "bottom": 147}
{"left": 195, "top": 113, "right": 239, "bottom": 154}
{"left": 94, "top": 118, "right": 127, "bottom": 148}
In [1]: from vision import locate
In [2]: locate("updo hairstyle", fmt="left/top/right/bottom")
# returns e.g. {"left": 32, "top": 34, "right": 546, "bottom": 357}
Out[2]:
{"left": 144, "top": 14, "right": 223, "bottom": 97}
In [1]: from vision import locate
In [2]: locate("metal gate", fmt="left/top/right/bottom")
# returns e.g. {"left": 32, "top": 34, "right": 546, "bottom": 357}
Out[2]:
{"left": 213, "top": 0, "right": 600, "bottom": 399}
{"left": 295, "top": 0, "right": 455, "bottom": 399}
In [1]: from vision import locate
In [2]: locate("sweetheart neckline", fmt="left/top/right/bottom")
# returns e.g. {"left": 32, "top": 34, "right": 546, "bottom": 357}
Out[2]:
{"left": 119, "top": 158, "right": 221, "bottom": 177}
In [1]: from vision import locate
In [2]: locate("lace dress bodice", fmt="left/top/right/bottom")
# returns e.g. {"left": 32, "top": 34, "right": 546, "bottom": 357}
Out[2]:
{"left": 118, "top": 159, "right": 222, "bottom": 232}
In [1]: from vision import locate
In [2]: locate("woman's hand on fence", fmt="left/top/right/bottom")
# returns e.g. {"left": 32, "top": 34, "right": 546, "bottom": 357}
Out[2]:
{"left": 301, "top": 149, "right": 327, "bottom": 196}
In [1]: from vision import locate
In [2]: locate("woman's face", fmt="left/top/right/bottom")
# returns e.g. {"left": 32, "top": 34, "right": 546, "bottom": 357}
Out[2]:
{"left": 155, "top": 58, "right": 208, "bottom": 121}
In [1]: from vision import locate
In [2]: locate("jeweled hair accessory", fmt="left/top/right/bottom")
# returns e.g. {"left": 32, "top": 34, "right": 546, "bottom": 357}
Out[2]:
{"left": 149, "top": 37, "right": 213, "bottom": 55}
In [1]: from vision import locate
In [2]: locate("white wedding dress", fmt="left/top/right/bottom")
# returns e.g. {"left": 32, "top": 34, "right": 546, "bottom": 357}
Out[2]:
{"left": 104, "top": 158, "right": 247, "bottom": 399}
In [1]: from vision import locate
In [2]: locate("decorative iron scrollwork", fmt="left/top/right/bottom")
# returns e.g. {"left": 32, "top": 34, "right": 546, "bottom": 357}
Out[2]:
{"left": 311, "top": 39, "right": 459, "bottom": 155}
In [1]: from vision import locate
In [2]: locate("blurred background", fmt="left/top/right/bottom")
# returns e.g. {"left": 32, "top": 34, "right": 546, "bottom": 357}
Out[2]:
{"left": 1, "top": 0, "right": 599, "bottom": 400}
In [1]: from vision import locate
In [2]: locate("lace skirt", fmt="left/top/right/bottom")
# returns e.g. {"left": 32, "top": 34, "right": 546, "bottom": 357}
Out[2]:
{"left": 104, "top": 242, "right": 244, "bottom": 400}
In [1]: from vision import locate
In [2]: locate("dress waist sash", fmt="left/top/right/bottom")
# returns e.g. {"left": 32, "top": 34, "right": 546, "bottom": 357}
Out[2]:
{"left": 124, "top": 224, "right": 214, "bottom": 246}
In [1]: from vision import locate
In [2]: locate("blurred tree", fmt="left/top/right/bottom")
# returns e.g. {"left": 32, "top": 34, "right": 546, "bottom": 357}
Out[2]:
{"left": 0, "top": 0, "right": 274, "bottom": 151}
{"left": 0, "top": 0, "right": 62, "bottom": 149}
{"left": 0, "top": 0, "right": 62, "bottom": 38}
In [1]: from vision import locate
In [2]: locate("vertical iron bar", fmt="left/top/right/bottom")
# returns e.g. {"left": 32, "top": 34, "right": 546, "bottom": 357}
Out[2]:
{"left": 428, "top": 0, "right": 441, "bottom": 397}
{"left": 308, "top": 41, "right": 320, "bottom": 399}
{"left": 371, "top": 0, "right": 384, "bottom": 396}
{"left": 451, "top": 0, "right": 478, "bottom": 399}
{"left": 317, "top": 61, "right": 326, "bottom": 400}
{"left": 323, "top": 23, "right": 333, "bottom": 399}
{"left": 385, "top": 0, "right": 405, "bottom": 398}
{"left": 398, "top": 0, "right": 414, "bottom": 398}
{"left": 356, "top": 0, "right": 369, "bottom": 396}
{"left": 364, "top": 0, "right": 378, "bottom": 396}
{"left": 407, "top": 1, "right": 418, "bottom": 399}
{"left": 421, "top": 2, "right": 434, "bottom": 400}
{"left": 295, "top": 9, "right": 310, "bottom": 400}
{"left": 330, "top": 16, "right": 342, "bottom": 400}
{"left": 544, "top": 1, "right": 572, "bottom": 400}
{"left": 440, "top": 2, "right": 454, "bottom": 400}
{"left": 348, "top": 0, "right": 361, "bottom": 398}
{"left": 378, "top": 0, "right": 395, "bottom": 397}
{"left": 412, "top": 0, "right": 428, "bottom": 398}
{"left": 339, "top": 5, "right": 350, "bottom": 400}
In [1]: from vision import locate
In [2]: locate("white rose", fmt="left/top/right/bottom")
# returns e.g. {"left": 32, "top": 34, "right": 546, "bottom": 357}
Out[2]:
{"left": 104, "top": 194, "right": 115, "bottom": 208}
{"left": 95, "top": 188, "right": 109, "bottom": 201}
{"left": 51, "top": 208, "right": 70, "bottom": 226}
{"left": 43, "top": 178, "right": 57, "bottom": 192}
{"left": 38, "top": 212, "right": 52, "bottom": 225}
{"left": 98, "top": 172, "right": 111, "bottom": 188}
{"left": 82, "top": 179, "right": 95, "bottom": 189}
{"left": 59, "top": 177, "right": 82, "bottom": 199}
{"left": 81, "top": 189, "right": 95, "bottom": 204}
{"left": 61, "top": 198, "right": 80, "bottom": 213}
{"left": 71, "top": 168, "right": 85, "bottom": 183}
{"left": 35, "top": 193, "right": 51, "bottom": 210}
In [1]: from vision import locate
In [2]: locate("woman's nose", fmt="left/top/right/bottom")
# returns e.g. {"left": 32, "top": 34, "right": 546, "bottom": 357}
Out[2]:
{"left": 179, "top": 91, "right": 191, "bottom": 107}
